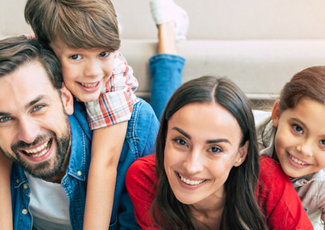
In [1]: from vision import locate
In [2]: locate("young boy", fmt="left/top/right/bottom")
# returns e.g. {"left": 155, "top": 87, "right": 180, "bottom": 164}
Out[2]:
{"left": 0, "top": 0, "right": 154, "bottom": 229}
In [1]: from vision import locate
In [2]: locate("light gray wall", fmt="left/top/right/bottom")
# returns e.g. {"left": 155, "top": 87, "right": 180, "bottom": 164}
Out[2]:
{"left": 1, "top": 0, "right": 325, "bottom": 40}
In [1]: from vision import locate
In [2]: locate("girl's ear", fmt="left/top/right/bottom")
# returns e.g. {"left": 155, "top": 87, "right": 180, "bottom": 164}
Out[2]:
{"left": 272, "top": 100, "right": 281, "bottom": 128}
{"left": 234, "top": 141, "right": 249, "bottom": 167}
{"left": 60, "top": 83, "right": 74, "bottom": 115}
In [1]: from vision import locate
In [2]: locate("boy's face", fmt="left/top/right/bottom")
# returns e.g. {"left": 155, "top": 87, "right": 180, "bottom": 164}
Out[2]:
{"left": 50, "top": 40, "right": 115, "bottom": 102}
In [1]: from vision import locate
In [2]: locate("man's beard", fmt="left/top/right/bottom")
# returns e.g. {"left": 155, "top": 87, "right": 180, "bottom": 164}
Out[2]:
{"left": 0, "top": 118, "right": 71, "bottom": 180}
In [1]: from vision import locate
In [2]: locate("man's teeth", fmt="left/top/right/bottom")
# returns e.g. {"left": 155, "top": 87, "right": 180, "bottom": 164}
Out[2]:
{"left": 24, "top": 140, "right": 50, "bottom": 157}
{"left": 179, "top": 174, "right": 205, "bottom": 185}
{"left": 289, "top": 154, "right": 306, "bottom": 165}
{"left": 80, "top": 82, "right": 97, "bottom": 87}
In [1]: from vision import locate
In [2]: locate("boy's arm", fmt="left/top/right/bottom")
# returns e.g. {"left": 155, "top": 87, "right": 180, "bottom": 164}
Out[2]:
{"left": 0, "top": 151, "right": 13, "bottom": 230}
{"left": 83, "top": 121, "right": 127, "bottom": 230}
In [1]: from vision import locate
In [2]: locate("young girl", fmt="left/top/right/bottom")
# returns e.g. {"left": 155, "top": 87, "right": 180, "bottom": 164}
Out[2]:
{"left": 255, "top": 66, "right": 325, "bottom": 229}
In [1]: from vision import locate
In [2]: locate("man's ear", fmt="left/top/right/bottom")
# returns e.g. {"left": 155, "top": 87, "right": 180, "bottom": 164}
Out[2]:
{"left": 272, "top": 100, "right": 281, "bottom": 128}
{"left": 60, "top": 83, "right": 74, "bottom": 115}
{"left": 234, "top": 141, "right": 249, "bottom": 167}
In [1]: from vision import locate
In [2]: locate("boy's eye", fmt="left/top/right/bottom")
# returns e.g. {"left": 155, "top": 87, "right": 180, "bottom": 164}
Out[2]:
{"left": 293, "top": 124, "right": 303, "bottom": 134}
{"left": 32, "top": 105, "right": 44, "bottom": 112}
{"left": 70, "top": 54, "right": 82, "bottom": 60}
{"left": 320, "top": 140, "right": 325, "bottom": 147}
{"left": 99, "top": 51, "right": 110, "bottom": 57}
{"left": 0, "top": 117, "right": 11, "bottom": 123}
{"left": 173, "top": 138, "right": 188, "bottom": 146}
{"left": 208, "top": 146, "right": 222, "bottom": 153}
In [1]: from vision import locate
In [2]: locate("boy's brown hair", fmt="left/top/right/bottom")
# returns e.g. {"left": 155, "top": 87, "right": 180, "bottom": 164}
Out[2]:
{"left": 25, "top": 0, "right": 120, "bottom": 52}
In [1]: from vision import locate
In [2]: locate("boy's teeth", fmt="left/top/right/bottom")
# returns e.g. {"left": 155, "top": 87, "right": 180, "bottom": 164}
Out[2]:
{"left": 81, "top": 82, "right": 97, "bottom": 87}
{"left": 179, "top": 174, "right": 205, "bottom": 185}
{"left": 289, "top": 154, "right": 306, "bottom": 165}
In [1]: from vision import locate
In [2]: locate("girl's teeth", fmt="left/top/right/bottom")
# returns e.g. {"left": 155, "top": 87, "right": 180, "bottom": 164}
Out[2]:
{"left": 289, "top": 154, "right": 306, "bottom": 165}
{"left": 179, "top": 174, "right": 205, "bottom": 185}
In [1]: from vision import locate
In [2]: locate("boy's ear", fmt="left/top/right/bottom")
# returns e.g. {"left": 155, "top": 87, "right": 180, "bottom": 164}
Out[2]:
{"left": 60, "top": 83, "right": 74, "bottom": 115}
{"left": 272, "top": 100, "right": 281, "bottom": 128}
{"left": 234, "top": 141, "right": 249, "bottom": 167}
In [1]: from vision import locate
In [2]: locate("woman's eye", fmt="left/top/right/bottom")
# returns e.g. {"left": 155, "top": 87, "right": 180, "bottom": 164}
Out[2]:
{"left": 293, "top": 124, "right": 303, "bottom": 134}
{"left": 320, "top": 140, "right": 325, "bottom": 147}
{"left": 70, "top": 54, "right": 82, "bottom": 60}
{"left": 208, "top": 146, "right": 222, "bottom": 153}
{"left": 174, "top": 138, "right": 187, "bottom": 146}
{"left": 99, "top": 51, "right": 110, "bottom": 57}
{"left": 0, "top": 117, "right": 11, "bottom": 123}
{"left": 33, "top": 105, "right": 44, "bottom": 112}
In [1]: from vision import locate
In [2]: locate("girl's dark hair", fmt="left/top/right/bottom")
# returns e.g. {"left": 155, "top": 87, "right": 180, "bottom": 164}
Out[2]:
{"left": 279, "top": 66, "right": 325, "bottom": 111}
{"left": 152, "top": 76, "right": 267, "bottom": 229}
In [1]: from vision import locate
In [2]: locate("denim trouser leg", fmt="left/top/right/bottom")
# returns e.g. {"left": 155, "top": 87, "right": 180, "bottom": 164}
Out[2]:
{"left": 149, "top": 54, "right": 186, "bottom": 120}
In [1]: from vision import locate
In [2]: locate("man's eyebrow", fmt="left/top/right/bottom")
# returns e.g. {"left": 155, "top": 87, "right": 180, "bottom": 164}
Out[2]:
{"left": 171, "top": 127, "right": 191, "bottom": 139}
{"left": 25, "top": 95, "right": 50, "bottom": 110}
{"left": 0, "top": 112, "right": 10, "bottom": 116}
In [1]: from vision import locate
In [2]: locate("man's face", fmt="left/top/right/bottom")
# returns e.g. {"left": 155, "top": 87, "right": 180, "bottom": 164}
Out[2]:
{"left": 0, "top": 61, "right": 74, "bottom": 179}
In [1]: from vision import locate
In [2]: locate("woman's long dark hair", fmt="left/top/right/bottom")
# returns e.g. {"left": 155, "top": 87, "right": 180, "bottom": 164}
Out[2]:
{"left": 152, "top": 76, "right": 267, "bottom": 230}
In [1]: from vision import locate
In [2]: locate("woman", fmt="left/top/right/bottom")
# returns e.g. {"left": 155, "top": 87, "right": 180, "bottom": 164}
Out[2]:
{"left": 126, "top": 76, "right": 312, "bottom": 230}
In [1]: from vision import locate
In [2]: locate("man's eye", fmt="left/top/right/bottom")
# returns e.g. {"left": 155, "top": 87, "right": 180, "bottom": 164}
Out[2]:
{"left": 99, "top": 51, "right": 110, "bottom": 57}
{"left": 70, "top": 54, "right": 82, "bottom": 60}
{"left": 0, "top": 117, "right": 11, "bottom": 123}
{"left": 320, "top": 140, "right": 325, "bottom": 147}
{"left": 293, "top": 124, "right": 303, "bottom": 134}
{"left": 33, "top": 105, "right": 44, "bottom": 112}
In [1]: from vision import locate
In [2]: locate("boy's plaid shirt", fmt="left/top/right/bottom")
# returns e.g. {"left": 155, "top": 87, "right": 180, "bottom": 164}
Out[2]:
{"left": 85, "top": 51, "right": 139, "bottom": 130}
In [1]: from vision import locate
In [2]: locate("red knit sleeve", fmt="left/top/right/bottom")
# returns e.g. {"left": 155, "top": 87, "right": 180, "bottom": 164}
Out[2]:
{"left": 125, "top": 154, "right": 160, "bottom": 230}
{"left": 256, "top": 156, "right": 313, "bottom": 230}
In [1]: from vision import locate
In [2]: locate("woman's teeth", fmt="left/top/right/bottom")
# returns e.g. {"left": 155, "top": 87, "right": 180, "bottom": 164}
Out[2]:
{"left": 179, "top": 173, "right": 205, "bottom": 185}
{"left": 289, "top": 154, "right": 306, "bottom": 165}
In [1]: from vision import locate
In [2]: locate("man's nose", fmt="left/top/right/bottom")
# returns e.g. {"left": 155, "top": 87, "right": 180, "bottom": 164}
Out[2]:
{"left": 17, "top": 117, "right": 40, "bottom": 144}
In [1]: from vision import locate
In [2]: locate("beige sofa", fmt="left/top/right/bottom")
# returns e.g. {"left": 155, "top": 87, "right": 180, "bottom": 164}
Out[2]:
{"left": 1, "top": 0, "right": 325, "bottom": 101}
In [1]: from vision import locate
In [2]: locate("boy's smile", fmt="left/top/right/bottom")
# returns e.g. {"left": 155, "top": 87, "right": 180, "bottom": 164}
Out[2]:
{"left": 50, "top": 40, "right": 115, "bottom": 102}
{"left": 272, "top": 97, "right": 325, "bottom": 178}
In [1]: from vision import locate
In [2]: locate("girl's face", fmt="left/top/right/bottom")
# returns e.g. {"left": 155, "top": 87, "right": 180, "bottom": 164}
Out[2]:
{"left": 164, "top": 102, "right": 248, "bottom": 207}
{"left": 272, "top": 97, "right": 325, "bottom": 178}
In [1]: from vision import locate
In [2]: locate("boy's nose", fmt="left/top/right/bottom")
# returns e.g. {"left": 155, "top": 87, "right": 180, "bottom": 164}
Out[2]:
{"left": 83, "top": 60, "right": 102, "bottom": 79}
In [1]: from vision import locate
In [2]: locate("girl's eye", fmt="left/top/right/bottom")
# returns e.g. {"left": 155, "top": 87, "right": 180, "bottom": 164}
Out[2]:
{"left": 70, "top": 54, "right": 82, "bottom": 60}
{"left": 33, "top": 105, "right": 44, "bottom": 112}
{"left": 99, "top": 51, "right": 110, "bottom": 57}
{"left": 173, "top": 138, "right": 188, "bottom": 146}
{"left": 208, "top": 146, "right": 222, "bottom": 153}
{"left": 0, "top": 117, "right": 11, "bottom": 123}
{"left": 320, "top": 140, "right": 325, "bottom": 147}
{"left": 293, "top": 124, "right": 303, "bottom": 134}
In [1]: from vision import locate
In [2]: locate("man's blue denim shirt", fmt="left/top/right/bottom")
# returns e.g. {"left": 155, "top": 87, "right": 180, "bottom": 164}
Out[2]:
{"left": 10, "top": 98, "right": 159, "bottom": 230}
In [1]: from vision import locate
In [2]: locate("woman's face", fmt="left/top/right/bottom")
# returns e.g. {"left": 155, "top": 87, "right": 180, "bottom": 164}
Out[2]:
{"left": 164, "top": 102, "right": 248, "bottom": 206}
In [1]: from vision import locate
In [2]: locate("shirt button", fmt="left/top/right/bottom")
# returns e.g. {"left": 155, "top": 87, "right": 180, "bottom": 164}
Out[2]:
{"left": 22, "top": 209, "right": 28, "bottom": 215}
{"left": 77, "top": 171, "right": 82, "bottom": 176}
{"left": 23, "top": 183, "right": 28, "bottom": 190}
{"left": 16, "top": 179, "right": 20, "bottom": 184}
{"left": 303, "top": 181, "right": 307, "bottom": 185}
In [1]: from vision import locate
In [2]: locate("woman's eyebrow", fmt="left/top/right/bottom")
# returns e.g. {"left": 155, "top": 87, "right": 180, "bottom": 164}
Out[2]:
{"left": 206, "top": 139, "right": 231, "bottom": 145}
{"left": 171, "top": 127, "right": 191, "bottom": 139}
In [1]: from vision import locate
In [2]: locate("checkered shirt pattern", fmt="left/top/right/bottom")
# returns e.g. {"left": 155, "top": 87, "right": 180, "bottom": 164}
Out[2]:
{"left": 85, "top": 51, "right": 139, "bottom": 130}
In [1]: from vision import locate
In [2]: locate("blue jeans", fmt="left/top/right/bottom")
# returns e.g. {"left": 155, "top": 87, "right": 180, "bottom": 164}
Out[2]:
{"left": 150, "top": 54, "right": 185, "bottom": 120}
